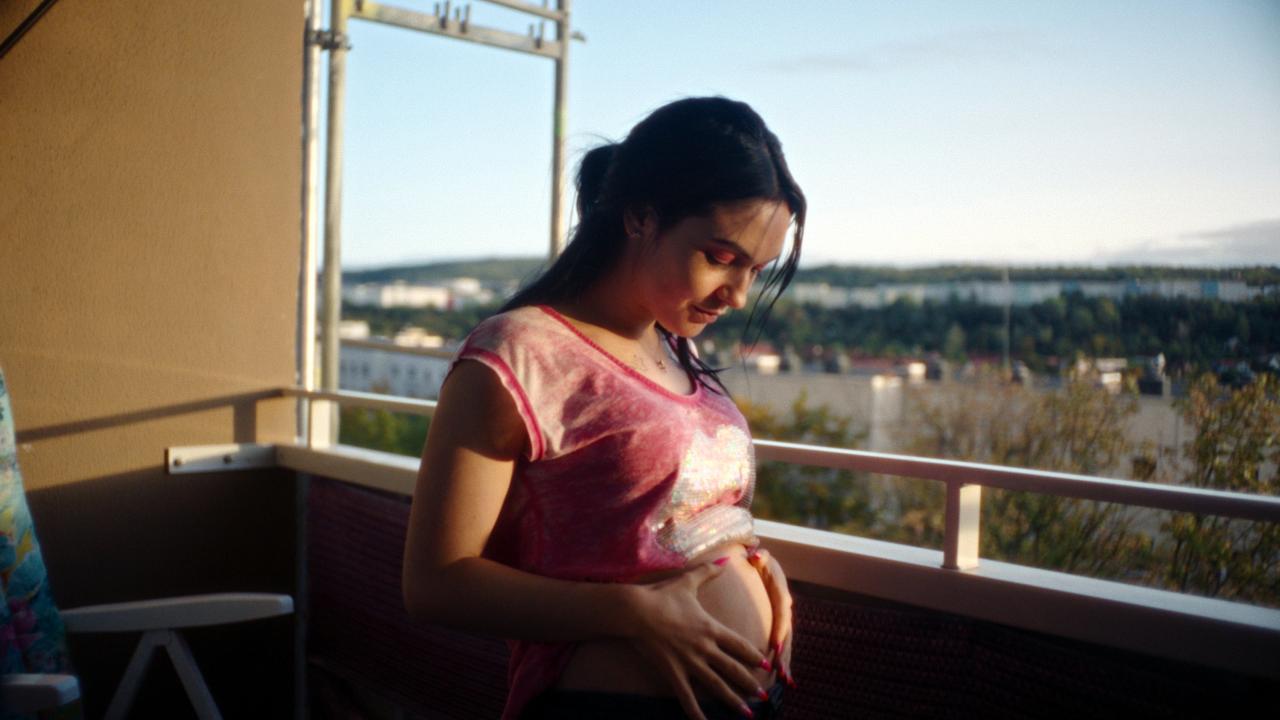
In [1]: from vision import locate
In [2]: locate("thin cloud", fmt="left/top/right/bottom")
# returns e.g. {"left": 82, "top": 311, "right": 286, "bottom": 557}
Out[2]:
{"left": 1091, "top": 219, "right": 1280, "bottom": 267}
{"left": 759, "top": 29, "right": 1051, "bottom": 75}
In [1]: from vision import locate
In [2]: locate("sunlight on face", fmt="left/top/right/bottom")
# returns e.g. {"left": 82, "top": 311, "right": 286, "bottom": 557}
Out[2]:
{"left": 636, "top": 199, "right": 791, "bottom": 337}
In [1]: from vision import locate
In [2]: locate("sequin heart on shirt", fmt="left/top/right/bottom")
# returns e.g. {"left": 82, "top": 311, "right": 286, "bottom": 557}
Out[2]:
{"left": 649, "top": 424, "right": 756, "bottom": 559}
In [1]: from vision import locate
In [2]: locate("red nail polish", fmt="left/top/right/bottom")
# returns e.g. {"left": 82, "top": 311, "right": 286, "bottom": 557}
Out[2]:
{"left": 759, "top": 658, "right": 772, "bottom": 671}
{"left": 739, "top": 702, "right": 754, "bottom": 718}
{"left": 772, "top": 641, "right": 783, "bottom": 657}
{"left": 713, "top": 556, "right": 730, "bottom": 566}
{"left": 756, "top": 688, "right": 770, "bottom": 702}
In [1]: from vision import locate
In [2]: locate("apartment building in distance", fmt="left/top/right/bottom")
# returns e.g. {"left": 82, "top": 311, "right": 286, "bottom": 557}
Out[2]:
{"left": 342, "top": 277, "right": 495, "bottom": 310}
{"left": 792, "top": 278, "right": 1271, "bottom": 309}
{"left": 336, "top": 320, "right": 453, "bottom": 399}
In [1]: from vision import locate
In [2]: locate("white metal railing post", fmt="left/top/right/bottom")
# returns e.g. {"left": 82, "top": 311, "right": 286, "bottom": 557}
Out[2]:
{"left": 299, "top": 0, "right": 324, "bottom": 450}
{"left": 943, "top": 481, "right": 981, "bottom": 570}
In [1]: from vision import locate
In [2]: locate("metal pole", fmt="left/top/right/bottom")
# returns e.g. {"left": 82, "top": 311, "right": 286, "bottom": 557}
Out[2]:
{"left": 549, "top": 0, "right": 570, "bottom": 258}
{"left": 295, "top": 5, "right": 325, "bottom": 718}
{"left": 320, "top": 0, "right": 351, "bottom": 445}
{"left": 299, "top": 1, "right": 322, "bottom": 443}
{"left": 1002, "top": 265, "right": 1011, "bottom": 375}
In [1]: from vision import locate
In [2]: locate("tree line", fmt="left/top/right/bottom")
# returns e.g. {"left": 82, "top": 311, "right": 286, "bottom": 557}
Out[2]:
{"left": 702, "top": 293, "right": 1279, "bottom": 375}
{"left": 345, "top": 291, "right": 1278, "bottom": 377}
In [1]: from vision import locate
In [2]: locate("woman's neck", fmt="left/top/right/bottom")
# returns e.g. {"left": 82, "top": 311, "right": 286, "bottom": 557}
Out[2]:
{"left": 558, "top": 268, "right": 655, "bottom": 341}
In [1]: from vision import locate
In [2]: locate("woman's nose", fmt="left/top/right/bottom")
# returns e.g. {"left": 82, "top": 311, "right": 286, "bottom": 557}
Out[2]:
{"left": 719, "top": 270, "right": 751, "bottom": 309}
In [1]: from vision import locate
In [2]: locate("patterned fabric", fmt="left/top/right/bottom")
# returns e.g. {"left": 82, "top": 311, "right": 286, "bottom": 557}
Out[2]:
{"left": 0, "top": 368, "right": 72, "bottom": 681}
{"left": 450, "top": 306, "right": 760, "bottom": 720}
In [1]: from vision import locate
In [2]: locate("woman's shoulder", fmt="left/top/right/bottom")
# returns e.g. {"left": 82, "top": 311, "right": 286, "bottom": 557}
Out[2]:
{"left": 461, "top": 305, "right": 559, "bottom": 349}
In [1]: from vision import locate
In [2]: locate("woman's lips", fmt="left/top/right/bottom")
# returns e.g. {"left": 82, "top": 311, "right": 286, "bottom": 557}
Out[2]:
{"left": 691, "top": 306, "right": 722, "bottom": 323}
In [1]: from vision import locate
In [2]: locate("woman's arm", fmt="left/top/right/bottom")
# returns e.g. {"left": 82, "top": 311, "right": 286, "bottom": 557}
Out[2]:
{"left": 402, "top": 360, "right": 771, "bottom": 720}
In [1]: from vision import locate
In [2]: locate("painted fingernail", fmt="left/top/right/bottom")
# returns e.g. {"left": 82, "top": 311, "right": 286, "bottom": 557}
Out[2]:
{"left": 772, "top": 641, "right": 783, "bottom": 657}
{"left": 756, "top": 687, "right": 770, "bottom": 702}
{"left": 739, "top": 702, "right": 754, "bottom": 718}
{"left": 713, "top": 556, "right": 730, "bottom": 566}
{"left": 759, "top": 658, "right": 772, "bottom": 671}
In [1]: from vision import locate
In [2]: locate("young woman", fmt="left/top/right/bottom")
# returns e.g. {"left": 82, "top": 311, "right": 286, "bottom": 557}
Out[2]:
{"left": 403, "top": 97, "right": 806, "bottom": 720}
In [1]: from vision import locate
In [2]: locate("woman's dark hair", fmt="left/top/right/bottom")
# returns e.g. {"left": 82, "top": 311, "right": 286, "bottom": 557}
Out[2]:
{"left": 502, "top": 96, "right": 807, "bottom": 393}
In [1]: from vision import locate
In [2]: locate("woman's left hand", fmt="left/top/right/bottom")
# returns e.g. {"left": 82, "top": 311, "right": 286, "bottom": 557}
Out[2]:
{"left": 748, "top": 547, "right": 796, "bottom": 688}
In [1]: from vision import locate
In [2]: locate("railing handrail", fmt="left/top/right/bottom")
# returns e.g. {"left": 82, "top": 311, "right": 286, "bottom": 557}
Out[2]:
{"left": 269, "top": 441, "right": 1280, "bottom": 679}
{"left": 283, "top": 386, "right": 438, "bottom": 414}
{"left": 754, "top": 439, "right": 1280, "bottom": 524}
{"left": 281, "top": 385, "right": 1280, "bottom": 525}
{"left": 270, "top": 385, "right": 1280, "bottom": 679}
{"left": 339, "top": 337, "right": 457, "bottom": 360}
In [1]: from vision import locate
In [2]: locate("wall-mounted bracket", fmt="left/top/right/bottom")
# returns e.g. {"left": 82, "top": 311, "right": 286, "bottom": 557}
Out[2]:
{"left": 166, "top": 444, "right": 278, "bottom": 475}
{"left": 307, "top": 29, "right": 352, "bottom": 51}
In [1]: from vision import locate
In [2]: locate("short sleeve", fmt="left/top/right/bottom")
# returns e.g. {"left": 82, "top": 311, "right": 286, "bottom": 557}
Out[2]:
{"left": 449, "top": 311, "right": 547, "bottom": 462}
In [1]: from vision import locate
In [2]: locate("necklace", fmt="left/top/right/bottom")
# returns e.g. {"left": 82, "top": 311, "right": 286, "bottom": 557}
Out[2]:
{"left": 633, "top": 349, "right": 668, "bottom": 372}
{"left": 633, "top": 335, "right": 669, "bottom": 372}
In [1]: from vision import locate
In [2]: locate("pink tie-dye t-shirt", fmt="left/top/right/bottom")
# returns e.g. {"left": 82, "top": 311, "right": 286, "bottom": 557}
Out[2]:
{"left": 449, "top": 305, "right": 759, "bottom": 720}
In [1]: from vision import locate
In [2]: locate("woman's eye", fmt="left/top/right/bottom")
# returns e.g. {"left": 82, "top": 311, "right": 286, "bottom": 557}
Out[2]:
{"left": 706, "top": 251, "right": 736, "bottom": 266}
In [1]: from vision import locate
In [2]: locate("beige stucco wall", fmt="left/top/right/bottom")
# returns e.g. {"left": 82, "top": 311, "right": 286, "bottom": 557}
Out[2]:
{"left": 0, "top": 0, "right": 301, "bottom": 487}
{"left": 0, "top": 2, "right": 302, "bottom": 714}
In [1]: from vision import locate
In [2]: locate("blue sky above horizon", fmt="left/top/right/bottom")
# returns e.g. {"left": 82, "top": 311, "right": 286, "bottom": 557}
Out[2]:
{"left": 327, "top": 0, "right": 1280, "bottom": 270}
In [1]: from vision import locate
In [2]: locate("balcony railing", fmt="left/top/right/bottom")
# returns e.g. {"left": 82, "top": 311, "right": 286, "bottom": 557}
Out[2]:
{"left": 249, "top": 386, "right": 1280, "bottom": 679}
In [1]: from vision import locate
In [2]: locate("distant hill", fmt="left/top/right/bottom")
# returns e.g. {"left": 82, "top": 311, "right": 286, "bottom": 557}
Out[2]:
{"left": 343, "top": 257, "right": 546, "bottom": 286}
{"left": 343, "top": 258, "right": 1280, "bottom": 288}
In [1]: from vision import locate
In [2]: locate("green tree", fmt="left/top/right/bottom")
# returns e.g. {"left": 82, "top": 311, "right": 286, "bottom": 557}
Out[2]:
{"left": 738, "top": 391, "right": 876, "bottom": 535}
{"left": 339, "top": 406, "right": 431, "bottom": 457}
{"left": 942, "top": 322, "right": 967, "bottom": 362}
{"left": 1162, "top": 374, "right": 1279, "bottom": 603}
{"left": 895, "top": 372, "right": 1155, "bottom": 578}
{"left": 338, "top": 385, "right": 432, "bottom": 458}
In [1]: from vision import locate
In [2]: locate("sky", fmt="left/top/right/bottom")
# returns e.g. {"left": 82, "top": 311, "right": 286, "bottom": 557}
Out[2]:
{"left": 327, "top": 0, "right": 1280, "bottom": 269}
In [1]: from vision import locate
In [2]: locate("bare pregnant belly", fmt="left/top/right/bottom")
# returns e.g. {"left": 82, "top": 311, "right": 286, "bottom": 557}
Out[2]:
{"left": 555, "top": 541, "right": 776, "bottom": 698}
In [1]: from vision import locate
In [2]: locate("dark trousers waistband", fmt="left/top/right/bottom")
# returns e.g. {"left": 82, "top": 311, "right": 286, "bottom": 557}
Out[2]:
{"left": 521, "top": 681, "right": 785, "bottom": 719}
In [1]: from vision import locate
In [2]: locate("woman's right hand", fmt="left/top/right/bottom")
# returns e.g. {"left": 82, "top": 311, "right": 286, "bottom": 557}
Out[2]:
{"left": 623, "top": 559, "right": 771, "bottom": 720}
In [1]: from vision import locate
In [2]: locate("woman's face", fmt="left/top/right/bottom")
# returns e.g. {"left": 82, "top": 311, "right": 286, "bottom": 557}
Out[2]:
{"left": 627, "top": 198, "right": 792, "bottom": 338}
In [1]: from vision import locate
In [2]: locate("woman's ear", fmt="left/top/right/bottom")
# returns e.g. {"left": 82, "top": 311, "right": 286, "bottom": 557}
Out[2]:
{"left": 622, "top": 206, "right": 657, "bottom": 241}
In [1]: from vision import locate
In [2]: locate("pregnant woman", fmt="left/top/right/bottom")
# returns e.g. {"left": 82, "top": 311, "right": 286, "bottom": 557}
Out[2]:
{"left": 403, "top": 96, "right": 806, "bottom": 720}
